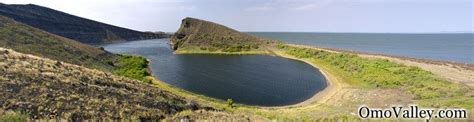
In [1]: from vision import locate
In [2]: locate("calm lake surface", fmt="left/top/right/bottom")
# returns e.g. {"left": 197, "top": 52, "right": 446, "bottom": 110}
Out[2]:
{"left": 102, "top": 39, "right": 328, "bottom": 106}
{"left": 249, "top": 32, "right": 474, "bottom": 64}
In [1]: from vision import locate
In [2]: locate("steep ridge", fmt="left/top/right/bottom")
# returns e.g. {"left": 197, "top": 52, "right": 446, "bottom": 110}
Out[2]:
{"left": 170, "top": 17, "right": 271, "bottom": 52}
{"left": 0, "top": 3, "right": 167, "bottom": 44}
{"left": 0, "top": 47, "right": 201, "bottom": 119}
{"left": 0, "top": 16, "right": 117, "bottom": 71}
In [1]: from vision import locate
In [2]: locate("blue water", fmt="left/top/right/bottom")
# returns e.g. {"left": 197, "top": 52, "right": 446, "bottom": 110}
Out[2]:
{"left": 101, "top": 39, "right": 327, "bottom": 106}
{"left": 248, "top": 32, "right": 474, "bottom": 64}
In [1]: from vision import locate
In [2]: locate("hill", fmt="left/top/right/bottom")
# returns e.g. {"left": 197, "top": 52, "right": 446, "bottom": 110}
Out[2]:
{"left": 170, "top": 17, "right": 272, "bottom": 52}
{"left": 0, "top": 3, "right": 167, "bottom": 44}
{"left": 0, "top": 15, "right": 117, "bottom": 71}
{"left": 0, "top": 47, "right": 203, "bottom": 120}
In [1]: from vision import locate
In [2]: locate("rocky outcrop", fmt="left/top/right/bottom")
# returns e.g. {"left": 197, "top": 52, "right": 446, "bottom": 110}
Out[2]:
{"left": 170, "top": 17, "right": 270, "bottom": 51}
{"left": 0, "top": 3, "right": 169, "bottom": 44}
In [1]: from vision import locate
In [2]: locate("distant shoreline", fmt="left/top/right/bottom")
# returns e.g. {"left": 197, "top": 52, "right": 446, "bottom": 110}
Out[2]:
{"left": 245, "top": 32, "right": 474, "bottom": 34}
{"left": 286, "top": 44, "right": 474, "bottom": 88}
{"left": 288, "top": 44, "right": 474, "bottom": 70}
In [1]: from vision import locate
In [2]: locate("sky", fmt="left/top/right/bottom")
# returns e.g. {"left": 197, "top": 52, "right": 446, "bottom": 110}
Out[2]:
{"left": 1, "top": 0, "right": 473, "bottom": 33}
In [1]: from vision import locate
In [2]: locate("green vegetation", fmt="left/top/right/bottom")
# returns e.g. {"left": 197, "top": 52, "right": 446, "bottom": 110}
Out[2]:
{"left": 176, "top": 46, "right": 268, "bottom": 55}
{"left": 0, "top": 111, "right": 28, "bottom": 122}
{"left": 113, "top": 55, "right": 151, "bottom": 83}
{"left": 279, "top": 45, "right": 472, "bottom": 108}
{"left": 208, "top": 43, "right": 259, "bottom": 52}
{"left": 227, "top": 99, "right": 234, "bottom": 108}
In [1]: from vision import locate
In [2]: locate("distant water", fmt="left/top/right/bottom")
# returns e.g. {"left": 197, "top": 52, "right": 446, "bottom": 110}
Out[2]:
{"left": 101, "top": 39, "right": 327, "bottom": 106}
{"left": 248, "top": 32, "right": 474, "bottom": 64}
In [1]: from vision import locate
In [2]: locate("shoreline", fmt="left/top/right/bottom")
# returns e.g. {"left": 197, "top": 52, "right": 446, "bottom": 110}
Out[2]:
{"left": 286, "top": 44, "right": 474, "bottom": 70}
{"left": 286, "top": 44, "right": 474, "bottom": 88}
{"left": 265, "top": 48, "right": 344, "bottom": 108}
{"left": 171, "top": 46, "right": 343, "bottom": 108}
{"left": 169, "top": 44, "right": 474, "bottom": 108}
{"left": 174, "top": 48, "right": 270, "bottom": 55}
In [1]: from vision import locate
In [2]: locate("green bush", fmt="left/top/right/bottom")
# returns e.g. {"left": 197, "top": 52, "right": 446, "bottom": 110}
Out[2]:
{"left": 227, "top": 99, "right": 234, "bottom": 108}
{"left": 113, "top": 55, "right": 151, "bottom": 83}
{"left": 208, "top": 47, "right": 218, "bottom": 52}
{"left": 251, "top": 44, "right": 259, "bottom": 49}
{"left": 106, "top": 61, "right": 114, "bottom": 66}
{"left": 222, "top": 46, "right": 242, "bottom": 52}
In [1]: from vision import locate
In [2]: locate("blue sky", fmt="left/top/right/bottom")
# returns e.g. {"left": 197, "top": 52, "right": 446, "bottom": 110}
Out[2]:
{"left": 2, "top": 0, "right": 473, "bottom": 33}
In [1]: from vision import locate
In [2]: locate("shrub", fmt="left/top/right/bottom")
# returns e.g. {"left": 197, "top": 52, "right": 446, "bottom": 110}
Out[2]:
{"left": 276, "top": 43, "right": 286, "bottom": 49}
{"left": 222, "top": 46, "right": 242, "bottom": 52}
{"left": 106, "top": 61, "right": 114, "bottom": 66}
{"left": 251, "top": 45, "right": 259, "bottom": 49}
{"left": 113, "top": 55, "right": 150, "bottom": 82}
{"left": 208, "top": 47, "right": 218, "bottom": 52}
{"left": 227, "top": 99, "right": 234, "bottom": 108}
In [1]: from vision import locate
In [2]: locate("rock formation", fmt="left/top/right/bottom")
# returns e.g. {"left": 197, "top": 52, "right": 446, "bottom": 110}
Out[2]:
{"left": 170, "top": 17, "right": 270, "bottom": 52}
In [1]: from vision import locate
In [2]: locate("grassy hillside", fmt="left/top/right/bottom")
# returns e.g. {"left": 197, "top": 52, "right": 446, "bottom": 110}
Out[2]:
{"left": 170, "top": 17, "right": 273, "bottom": 52}
{"left": 0, "top": 3, "right": 168, "bottom": 44}
{"left": 0, "top": 47, "right": 202, "bottom": 120}
{"left": 0, "top": 16, "right": 118, "bottom": 71}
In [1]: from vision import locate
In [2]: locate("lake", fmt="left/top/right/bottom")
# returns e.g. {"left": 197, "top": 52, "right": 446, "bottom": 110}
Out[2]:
{"left": 249, "top": 32, "right": 474, "bottom": 64}
{"left": 101, "top": 39, "right": 328, "bottom": 106}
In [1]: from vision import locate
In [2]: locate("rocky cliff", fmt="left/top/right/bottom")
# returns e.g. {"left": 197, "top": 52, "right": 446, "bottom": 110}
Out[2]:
{"left": 170, "top": 17, "right": 271, "bottom": 52}
{"left": 0, "top": 3, "right": 168, "bottom": 44}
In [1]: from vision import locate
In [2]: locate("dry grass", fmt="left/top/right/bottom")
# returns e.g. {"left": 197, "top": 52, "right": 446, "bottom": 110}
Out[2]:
{"left": 0, "top": 47, "right": 204, "bottom": 120}
{"left": 170, "top": 17, "right": 275, "bottom": 51}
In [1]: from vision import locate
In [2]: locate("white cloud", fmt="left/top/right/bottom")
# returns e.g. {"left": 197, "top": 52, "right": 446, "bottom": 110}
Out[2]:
{"left": 244, "top": 0, "right": 334, "bottom": 12}
{"left": 292, "top": 4, "right": 317, "bottom": 10}
{"left": 244, "top": 6, "right": 274, "bottom": 12}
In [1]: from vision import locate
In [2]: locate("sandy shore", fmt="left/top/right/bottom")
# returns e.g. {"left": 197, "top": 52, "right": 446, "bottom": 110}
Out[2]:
{"left": 267, "top": 48, "right": 346, "bottom": 108}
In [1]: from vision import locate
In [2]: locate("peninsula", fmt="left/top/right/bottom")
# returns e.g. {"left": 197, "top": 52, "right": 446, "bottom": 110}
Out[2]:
{"left": 165, "top": 17, "right": 474, "bottom": 120}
